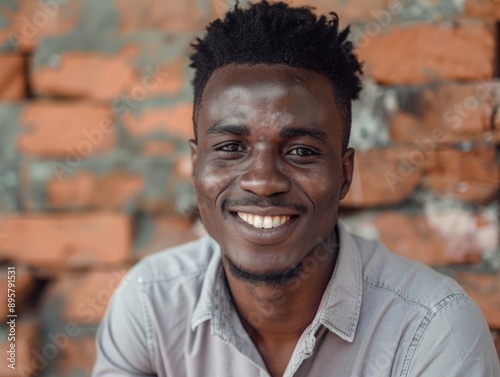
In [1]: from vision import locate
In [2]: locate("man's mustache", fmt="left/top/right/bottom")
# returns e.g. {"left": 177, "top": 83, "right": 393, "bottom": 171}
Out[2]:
{"left": 222, "top": 197, "right": 308, "bottom": 215}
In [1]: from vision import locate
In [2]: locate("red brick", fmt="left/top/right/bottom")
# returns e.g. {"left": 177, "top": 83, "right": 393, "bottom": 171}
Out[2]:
{"left": 134, "top": 215, "right": 201, "bottom": 259}
{"left": 357, "top": 20, "right": 496, "bottom": 84}
{"left": 17, "top": 101, "right": 116, "bottom": 158}
{"left": 455, "top": 271, "right": 500, "bottom": 329}
{"left": 390, "top": 82, "right": 500, "bottom": 144}
{"left": 122, "top": 102, "right": 194, "bottom": 153}
{"left": 211, "top": 0, "right": 230, "bottom": 20}
{"left": 32, "top": 51, "right": 135, "bottom": 100}
{"left": 465, "top": 0, "right": 500, "bottom": 20}
{"left": 0, "top": 0, "right": 81, "bottom": 53}
{"left": 0, "top": 54, "right": 25, "bottom": 100}
{"left": 0, "top": 266, "right": 36, "bottom": 319}
{"left": 20, "top": 158, "right": 190, "bottom": 214}
{"left": 115, "top": 0, "right": 211, "bottom": 33}
{"left": 423, "top": 147, "right": 499, "bottom": 204}
{"left": 257, "top": 0, "right": 390, "bottom": 25}
{"left": 373, "top": 211, "right": 494, "bottom": 266}
{"left": 46, "top": 170, "right": 144, "bottom": 210}
{"left": 0, "top": 213, "right": 131, "bottom": 269}
{"left": 0, "top": 318, "right": 39, "bottom": 377}
{"left": 341, "top": 147, "right": 423, "bottom": 207}
{"left": 42, "top": 269, "right": 128, "bottom": 325}
{"left": 32, "top": 50, "right": 184, "bottom": 101}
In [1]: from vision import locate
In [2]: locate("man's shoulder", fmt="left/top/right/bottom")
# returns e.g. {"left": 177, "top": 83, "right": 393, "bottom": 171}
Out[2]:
{"left": 125, "top": 236, "right": 218, "bottom": 286}
{"left": 352, "top": 233, "right": 468, "bottom": 311}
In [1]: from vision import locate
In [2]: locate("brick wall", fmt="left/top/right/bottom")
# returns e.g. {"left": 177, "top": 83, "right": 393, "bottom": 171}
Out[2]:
{"left": 0, "top": 0, "right": 499, "bottom": 375}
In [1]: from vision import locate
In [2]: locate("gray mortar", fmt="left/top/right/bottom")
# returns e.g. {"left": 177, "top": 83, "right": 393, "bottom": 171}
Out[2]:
{"left": 0, "top": 103, "right": 24, "bottom": 211}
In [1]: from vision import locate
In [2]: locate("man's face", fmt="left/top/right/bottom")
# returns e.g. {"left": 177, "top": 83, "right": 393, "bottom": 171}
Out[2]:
{"left": 190, "top": 64, "right": 354, "bottom": 283}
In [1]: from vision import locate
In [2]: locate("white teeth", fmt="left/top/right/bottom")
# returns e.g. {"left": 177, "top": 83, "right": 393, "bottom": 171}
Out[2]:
{"left": 237, "top": 212, "right": 291, "bottom": 229}
{"left": 273, "top": 217, "right": 282, "bottom": 227}
{"left": 262, "top": 216, "right": 273, "bottom": 229}
{"left": 253, "top": 215, "right": 263, "bottom": 228}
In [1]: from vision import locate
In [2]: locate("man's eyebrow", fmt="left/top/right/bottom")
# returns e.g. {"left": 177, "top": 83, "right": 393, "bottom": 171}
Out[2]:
{"left": 280, "top": 127, "right": 328, "bottom": 141}
{"left": 205, "top": 123, "right": 250, "bottom": 137}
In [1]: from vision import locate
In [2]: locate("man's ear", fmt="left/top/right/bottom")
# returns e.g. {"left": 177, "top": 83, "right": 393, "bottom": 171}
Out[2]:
{"left": 339, "top": 148, "right": 355, "bottom": 200}
{"left": 188, "top": 139, "right": 198, "bottom": 178}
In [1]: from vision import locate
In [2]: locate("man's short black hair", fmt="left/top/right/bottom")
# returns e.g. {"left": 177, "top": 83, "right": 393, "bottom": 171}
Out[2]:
{"left": 189, "top": 0, "right": 363, "bottom": 152}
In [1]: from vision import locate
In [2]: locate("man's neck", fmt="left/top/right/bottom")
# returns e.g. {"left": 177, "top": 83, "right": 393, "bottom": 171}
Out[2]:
{"left": 223, "top": 229, "right": 339, "bottom": 375}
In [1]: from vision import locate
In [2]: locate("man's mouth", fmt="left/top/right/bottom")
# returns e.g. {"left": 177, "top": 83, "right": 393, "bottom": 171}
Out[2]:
{"left": 237, "top": 212, "right": 292, "bottom": 229}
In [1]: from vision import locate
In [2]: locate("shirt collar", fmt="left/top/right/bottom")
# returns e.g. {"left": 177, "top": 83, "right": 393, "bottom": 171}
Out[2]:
{"left": 191, "top": 221, "right": 363, "bottom": 343}
{"left": 316, "top": 221, "right": 363, "bottom": 342}
{"left": 191, "top": 237, "right": 233, "bottom": 340}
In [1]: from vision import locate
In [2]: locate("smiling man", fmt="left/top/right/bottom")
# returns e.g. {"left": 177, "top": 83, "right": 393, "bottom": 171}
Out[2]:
{"left": 92, "top": 1, "right": 500, "bottom": 377}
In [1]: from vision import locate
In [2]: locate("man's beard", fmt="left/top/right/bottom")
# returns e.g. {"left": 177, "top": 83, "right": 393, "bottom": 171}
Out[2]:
{"left": 221, "top": 225, "right": 339, "bottom": 288}
{"left": 222, "top": 254, "right": 304, "bottom": 288}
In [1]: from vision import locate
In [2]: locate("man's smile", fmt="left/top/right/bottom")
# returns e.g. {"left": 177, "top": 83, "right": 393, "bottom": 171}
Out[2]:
{"left": 236, "top": 212, "right": 292, "bottom": 228}
{"left": 228, "top": 206, "right": 300, "bottom": 245}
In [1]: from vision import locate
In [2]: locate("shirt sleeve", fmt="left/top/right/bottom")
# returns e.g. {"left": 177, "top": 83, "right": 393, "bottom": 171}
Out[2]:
{"left": 404, "top": 297, "right": 500, "bottom": 377}
{"left": 91, "top": 270, "right": 157, "bottom": 377}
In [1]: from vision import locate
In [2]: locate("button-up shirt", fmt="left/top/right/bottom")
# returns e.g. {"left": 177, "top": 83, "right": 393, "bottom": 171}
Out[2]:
{"left": 92, "top": 222, "right": 500, "bottom": 376}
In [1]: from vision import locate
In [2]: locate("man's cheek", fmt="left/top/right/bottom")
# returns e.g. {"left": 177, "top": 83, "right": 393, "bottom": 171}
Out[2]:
{"left": 194, "top": 166, "right": 230, "bottom": 223}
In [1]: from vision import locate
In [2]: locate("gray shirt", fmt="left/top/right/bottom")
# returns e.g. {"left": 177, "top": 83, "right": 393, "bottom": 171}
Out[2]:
{"left": 92, "top": 222, "right": 500, "bottom": 377}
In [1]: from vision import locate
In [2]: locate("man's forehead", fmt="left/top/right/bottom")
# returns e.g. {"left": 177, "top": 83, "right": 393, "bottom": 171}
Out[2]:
{"left": 199, "top": 64, "right": 337, "bottom": 117}
{"left": 201, "top": 63, "right": 334, "bottom": 100}
{"left": 194, "top": 64, "right": 343, "bottom": 146}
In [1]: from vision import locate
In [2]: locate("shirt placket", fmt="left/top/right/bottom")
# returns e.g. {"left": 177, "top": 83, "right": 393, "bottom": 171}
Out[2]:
{"left": 283, "top": 321, "right": 325, "bottom": 377}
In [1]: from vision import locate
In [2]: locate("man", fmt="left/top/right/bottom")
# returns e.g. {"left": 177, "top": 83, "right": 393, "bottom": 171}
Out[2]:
{"left": 92, "top": 1, "right": 500, "bottom": 376}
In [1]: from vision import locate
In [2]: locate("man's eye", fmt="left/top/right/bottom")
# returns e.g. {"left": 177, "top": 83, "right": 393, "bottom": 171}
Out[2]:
{"left": 288, "top": 148, "right": 315, "bottom": 156}
{"left": 218, "top": 143, "right": 244, "bottom": 153}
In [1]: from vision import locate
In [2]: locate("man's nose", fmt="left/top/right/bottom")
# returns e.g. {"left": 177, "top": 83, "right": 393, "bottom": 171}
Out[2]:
{"left": 238, "top": 150, "right": 291, "bottom": 197}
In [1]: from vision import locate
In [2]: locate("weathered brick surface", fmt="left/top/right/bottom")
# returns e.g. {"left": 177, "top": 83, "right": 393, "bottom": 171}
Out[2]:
{"left": 0, "top": 54, "right": 26, "bottom": 101}
{"left": 46, "top": 170, "right": 144, "bottom": 210}
{"left": 341, "top": 147, "right": 426, "bottom": 207}
{"left": 279, "top": 0, "right": 390, "bottom": 24}
{"left": 0, "top": 318, "right": 39, "bottom": 377}
{"left": 455, "top": 271, "right": 500, "bottom": 329}
{"left": 114, "top": 0, "right": 212, "bottom": 33}
{"left": 373, "top": 211, "right": 494, "bottom": 266}
{"left": 41, "top": 269, "right": 128, "bottom": 325}
{"left": 0, "top": 0, "right": 81, "bottom": 53}
{"left": 389, "top": 82, "right": 500, "bottom": 144}
{"left": 423, "top": 147, "right": 499, "bottom": 204}
{"left": 32, "top": 51, "right": 136, "bottom": 100}
{"left": 0, "top": 213, "right": 131, "bottom": 268}
{"left": 32, "top": 45, "right": 185, "bottom": 101}
{"left": 357, "top": 20, "right": 496, "bottom": 84}
{"left": 465, "top": 0, "right": 500, "bottom": 19}
{"left": 343, "top": 145, "right": 500, "bottom": 207}
{"left": 122, "top": 102, "right": 194, "bottom": 154}
{"left": 21, "top": 158, "right": 190, "bottom": 213}
{"left": 17, "top": 101, "right": 116, "bottom": 158}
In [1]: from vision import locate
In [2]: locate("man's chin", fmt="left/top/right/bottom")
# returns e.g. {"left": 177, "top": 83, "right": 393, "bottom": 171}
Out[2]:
{"left": 222, "top": 255, "right": 303, "bottom": 288}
